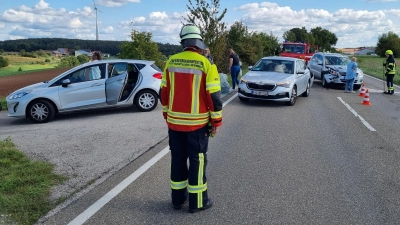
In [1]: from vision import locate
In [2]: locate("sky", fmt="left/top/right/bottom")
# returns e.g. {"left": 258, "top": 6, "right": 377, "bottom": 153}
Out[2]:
{"left": 0, "top": 0, "right": 399, "bottom": 48}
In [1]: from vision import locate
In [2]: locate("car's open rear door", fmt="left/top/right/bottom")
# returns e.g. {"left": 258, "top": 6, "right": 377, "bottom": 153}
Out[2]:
{"left": 105, "top": 63, "right": 128, "bottom": 105}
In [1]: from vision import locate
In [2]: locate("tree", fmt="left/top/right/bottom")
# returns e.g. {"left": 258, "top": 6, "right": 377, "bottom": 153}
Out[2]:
{"left": 0, "top": 56, "right": 9, "bottom": 67}
{"left": 119, "top": 30, "right": 163, "bottom": 69}
{"left": 376, "top": 31, "right": 400, "bottom": 58}
{"left": 283, "top": 31, "right": 296, "bottom": 42}
{"left": 58, "top": 56, "right": 80, "bottom": 67}
{"left": 289, "top": 27, "right": 308, "bottom": 42}
{"left": 77, "top": 54, "right": 90, "bottom": 64}
{"left": 310, "top": 27, "right": 338, "bottom": 52}
{"left": 184, "top": 0, "right": 228, "bottom": 70}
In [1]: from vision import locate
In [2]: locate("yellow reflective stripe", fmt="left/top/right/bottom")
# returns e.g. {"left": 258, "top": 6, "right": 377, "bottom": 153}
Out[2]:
{"left": 167, "top": 117, "right": 209, "bottom": 126}
{"left": 191, "top": 74, "right": 201, "bottom": 114}
{"left": 169, "top": 71, "right": 175, "bottom": 110}
{"left": 161, "top": 80, "right": 167, "bottom": 87}
{"left": 171, "top": 180, "right": 188, "bottom": 190}
{"left": 206, "top": 83, "right": 220, "bottom": 90}
{"left": 388, "top": 87, "right": 394, "bottom": 90}
{"left": 198, "top": 153, "right": 204, "bottom": 208}
{"left": 168, "top": 111, "right": 209, "bottom": 118}
{"left": 162, "top": 106, "right": 168, "bottom": 112}
{"left": 168, "top": 67, "right": 203, "bottom": 75}
{"left": 188, "top": 183, "right": 207, "bottom": 193}
{"left": 210, "top": 110, "right": 222, "bottom": 119}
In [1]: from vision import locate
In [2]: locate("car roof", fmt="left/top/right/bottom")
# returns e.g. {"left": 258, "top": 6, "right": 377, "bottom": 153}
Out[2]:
{"left": 314, "top": 52, "right": 347, "bottom": 57}
{"left": 261, "top": 56, "right": 298, "bottom": 61}
{"left": 84, "top": 59, "right": 155, "bottom": 66}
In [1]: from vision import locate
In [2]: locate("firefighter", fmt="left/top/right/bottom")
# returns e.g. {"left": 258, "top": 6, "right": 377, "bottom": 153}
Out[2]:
{"left": 160, "top": 24, "right": 222, "bottom": 213}
{"left": 383, "top": 50, "right": 396, "bottom": 94}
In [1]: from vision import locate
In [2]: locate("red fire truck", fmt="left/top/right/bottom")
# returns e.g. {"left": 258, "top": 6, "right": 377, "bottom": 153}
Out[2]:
{"left": 280, "top": 41, "right": 318, "bottom": 64}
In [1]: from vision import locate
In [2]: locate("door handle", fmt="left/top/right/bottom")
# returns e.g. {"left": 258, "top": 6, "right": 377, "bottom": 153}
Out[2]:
{"left": 92, "top": 83, "right": 103, "bottom": 87}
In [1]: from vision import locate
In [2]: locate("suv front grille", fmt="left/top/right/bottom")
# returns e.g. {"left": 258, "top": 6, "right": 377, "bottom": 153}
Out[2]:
{"left": 247, "top": 82, "right": 276, "bottom": 91}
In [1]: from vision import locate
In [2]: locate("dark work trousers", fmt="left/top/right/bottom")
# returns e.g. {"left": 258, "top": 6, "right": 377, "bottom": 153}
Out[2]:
{"left": 386, "top": 74, "right": 395, "bottom": 94}
{"left": 168, "top": 125, "right": 209, "bottom": 209}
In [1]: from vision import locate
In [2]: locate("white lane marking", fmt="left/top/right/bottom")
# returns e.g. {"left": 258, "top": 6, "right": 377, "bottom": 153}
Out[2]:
{"left": 338, "top": 97, "right": 376, "bottom": 132}
{"left": 223, "top": 92, "right": 238, "bottom": 107}
{"left": 68, "top": 94, "right": 236, "bottom": 225}
{"left": 68, "top": 147, "right": 170, "bottom": 225}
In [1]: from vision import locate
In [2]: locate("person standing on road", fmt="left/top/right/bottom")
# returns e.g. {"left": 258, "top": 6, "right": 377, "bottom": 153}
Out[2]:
{"left": 228, "top": 47, "right": 241, "bottom": 92}
{"left": 203, "top": 47, "right": 214, "bottom": 64}
{"left": 383, "top": 50, "right": 396, "bottom": 95}
{"left": 345, "top": 57, "right": 358, "bottom": 93}
{"left": 160, "top": 24, "right": 223, "bottom": 213}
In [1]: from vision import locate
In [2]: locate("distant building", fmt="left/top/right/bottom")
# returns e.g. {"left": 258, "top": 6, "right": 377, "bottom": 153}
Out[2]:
{"left": 75, "top": 49, "right": 92, "bottom": 57}
{"left": 52, "top": 48, "right": 70, "bottom": 56}
{"left": 336, "top": 47, "right": 376, "bottom": 55}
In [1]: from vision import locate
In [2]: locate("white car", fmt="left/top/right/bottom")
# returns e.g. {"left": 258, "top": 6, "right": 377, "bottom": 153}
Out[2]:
{"left": 6, "top": 59, "right": 162, "bottom": 123}
{"left": 238, "top": 56, "right": 313, "bottom": 106}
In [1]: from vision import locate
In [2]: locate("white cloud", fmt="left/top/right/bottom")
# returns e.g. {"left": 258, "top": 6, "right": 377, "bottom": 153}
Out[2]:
{"left": 97, "top": 0, "right": 140, "bottom": 7}
{"left": 0, "top": 22, "right": 5, "bottom": 29}
{"left": 103, "top": 26, "right": 113, "bottom": 33}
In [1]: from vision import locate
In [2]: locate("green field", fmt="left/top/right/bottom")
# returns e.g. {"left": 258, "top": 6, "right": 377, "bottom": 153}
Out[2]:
{"left": 0, "top": 64, "right": 58, "bottom": 77}
{"left": 0, "top": 54, "right": 59, "bottom": 77}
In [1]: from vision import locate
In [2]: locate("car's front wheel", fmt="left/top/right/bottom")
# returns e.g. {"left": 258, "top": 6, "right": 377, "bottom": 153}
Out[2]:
{"left": 321, "top": 74, "right": 328, "bottom": 87}
{"left": 28, "top": 99, "right": 55, "bottom": 123}
{"left": 135, "top": 90, "right": 158, "bottom": 112}
{"left": 285, "top": 86, "right": 297, "bottom": 106}
{"left": 302, "top": 80, "right": 311, "bottom": 97}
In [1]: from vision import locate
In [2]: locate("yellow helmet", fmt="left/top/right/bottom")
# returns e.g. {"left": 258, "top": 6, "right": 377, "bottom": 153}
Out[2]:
{"left": 385, "top": 50, "right": 393, "bottom": 55}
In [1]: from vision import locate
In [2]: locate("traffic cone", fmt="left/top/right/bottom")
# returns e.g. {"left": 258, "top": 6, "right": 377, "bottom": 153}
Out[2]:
{"left": 362, "top": 89, "right": 371, "bottom": 106}
{"left": 359, "top": 83, "right": 366, "bottom": 97}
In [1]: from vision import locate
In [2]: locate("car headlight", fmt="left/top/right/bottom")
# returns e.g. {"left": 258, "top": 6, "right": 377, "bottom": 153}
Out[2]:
{"left": 8, "top": 89, "right": 32, "bottom": 100}
{"left": 328, "top": 68, "right": 338, "bottom": 75}
{"left": 240, "top": 78, "right": 247, "bottom": 84}
{"left": 276, "top": 81, "right": 291, "bottom": 88}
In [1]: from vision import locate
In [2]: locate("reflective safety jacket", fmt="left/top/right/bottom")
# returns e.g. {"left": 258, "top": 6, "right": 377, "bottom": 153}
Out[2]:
{"left": 160, "top": 49, "right": 222, "bottom": 132}
{"left": 386, "top": 56, "right": 396, "bottom": 75}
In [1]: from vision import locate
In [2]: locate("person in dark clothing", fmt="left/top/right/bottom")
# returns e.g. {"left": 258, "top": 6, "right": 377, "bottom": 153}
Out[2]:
{"left": 228, "top": 48, "right": 240, "bottom": 92}
{"left": 203, "top": 48, "right": 214, "bottom": 64}
{"left": 383, "top": 50, "right": 396, "bottom": 94}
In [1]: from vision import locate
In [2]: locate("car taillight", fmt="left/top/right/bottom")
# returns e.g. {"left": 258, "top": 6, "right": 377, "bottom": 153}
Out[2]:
{"left": 153, "top": 73, "right": 162, "bottom": 79}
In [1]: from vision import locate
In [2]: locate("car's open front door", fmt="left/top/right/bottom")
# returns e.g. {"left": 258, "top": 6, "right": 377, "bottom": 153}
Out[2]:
{"left": 105, "top": 63, "right": 128, "bottom": 105}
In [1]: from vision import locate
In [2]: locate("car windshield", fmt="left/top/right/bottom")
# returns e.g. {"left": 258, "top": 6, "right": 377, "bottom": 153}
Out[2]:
{"left": 282, "top": 44, "right": 305, "bottom": 53}
{"left": 252, "top": 59, "right": 294, "bottom": 74}
{"left": 325, "top": 56, "right": 350, "bottom": 66}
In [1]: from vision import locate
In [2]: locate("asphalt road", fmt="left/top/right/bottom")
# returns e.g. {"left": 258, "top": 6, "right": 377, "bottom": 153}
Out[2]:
{"left": 2, "top": 75, "right": 400, "bottom": 224}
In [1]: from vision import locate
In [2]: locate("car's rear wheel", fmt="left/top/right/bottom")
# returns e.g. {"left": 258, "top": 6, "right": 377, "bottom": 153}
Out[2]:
{"left": 135, "top": 90, "right": 158, "bottom": 112}
{"left": 238, "top": 96, "right": 250, "bottom": 102}
{"left": 285, "top": 86, "right": 297, "bottom": 106}
{"left": 28, "top": 99, "right": 55, "bottom": 123}
{"left": 302, "top": 80, "right": 310, "bottom": 97}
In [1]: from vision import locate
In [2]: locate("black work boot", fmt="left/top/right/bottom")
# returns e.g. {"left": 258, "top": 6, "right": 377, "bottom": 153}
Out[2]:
{"left": 189, "top": 199, "right": 213, "bottom": 213}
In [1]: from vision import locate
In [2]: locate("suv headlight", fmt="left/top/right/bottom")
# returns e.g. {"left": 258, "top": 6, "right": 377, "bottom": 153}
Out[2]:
{"left": 276, "top": 81, "right": 291, "bottom": 88}
{"left": 8, "top": 89, "right": 32, "bottom": 100}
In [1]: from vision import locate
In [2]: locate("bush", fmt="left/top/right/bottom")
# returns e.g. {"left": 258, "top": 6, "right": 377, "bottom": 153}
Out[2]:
{"left": 18, "top": 67, "right": 23, "bottom": 71}
{"left": 0, "top": 56, "right": 9, "bottom": 67}
{"left": 45, "top": 58, "right": 50, "bottom": 63}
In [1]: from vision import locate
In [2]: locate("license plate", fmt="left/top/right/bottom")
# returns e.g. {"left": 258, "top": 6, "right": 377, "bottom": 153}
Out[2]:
{"left": 254, "top": 91, "right": 268, "bottom": 96}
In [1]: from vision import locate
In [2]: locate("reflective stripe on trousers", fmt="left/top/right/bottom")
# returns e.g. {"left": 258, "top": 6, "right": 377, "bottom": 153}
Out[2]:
{"left": 169, "top": 125, "right": 209, "bottom": 209}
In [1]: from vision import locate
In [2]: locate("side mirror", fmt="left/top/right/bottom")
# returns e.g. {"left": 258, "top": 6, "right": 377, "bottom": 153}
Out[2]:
{"left": 248, "top": 66, "right": 253, "bottom": 70}
{"left": 62, "top": 79, "right": 71, "bottom": 88}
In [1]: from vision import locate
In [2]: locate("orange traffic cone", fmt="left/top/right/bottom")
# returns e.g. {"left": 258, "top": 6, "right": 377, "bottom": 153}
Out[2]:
{"left": 359, "top": 83, "right": 366, "bottom": 97}
{"left": 362, "top": 89, "right": 371, "bottom": 106}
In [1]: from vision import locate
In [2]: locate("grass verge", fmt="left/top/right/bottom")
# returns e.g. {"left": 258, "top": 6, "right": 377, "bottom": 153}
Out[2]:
{"left": 0, "top": 98, "right": 6, "bottom": 111}
{"left": 0, "top": 137, "right": 67, "bottom": 225}
{"left": 356, "top": 56, "right": 400, "bottom": 85}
